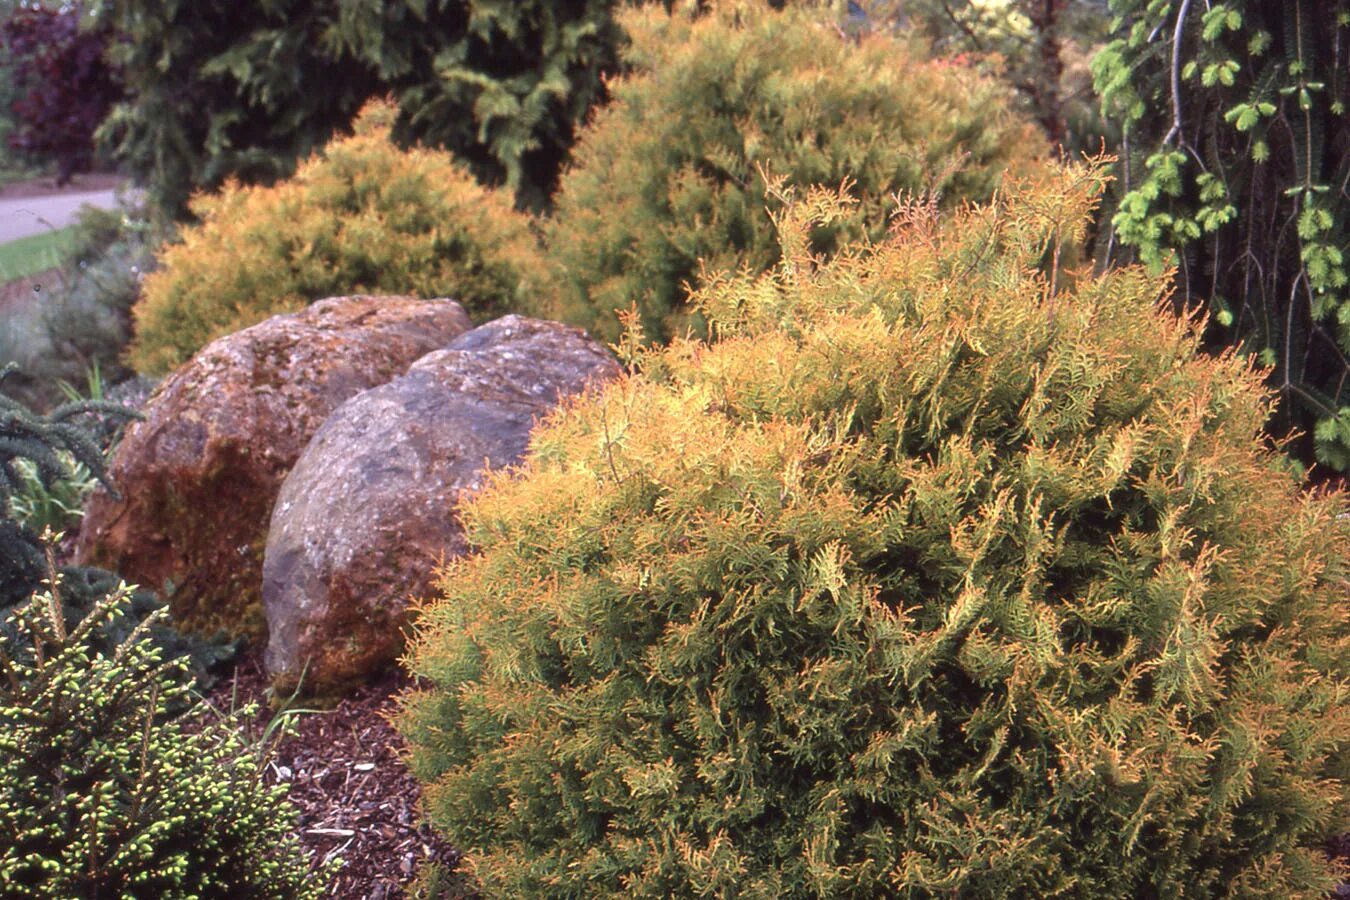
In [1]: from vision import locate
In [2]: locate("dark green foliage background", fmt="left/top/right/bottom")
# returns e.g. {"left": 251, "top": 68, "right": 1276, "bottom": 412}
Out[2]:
{"left": 90, "top": 0, "right": 626, "bottom": 219}
{"left": 1094, "top": 0, "right": 1350, "bottom": 471}
{"left": 0, "top": 369, "right": 129, "bottom": 605}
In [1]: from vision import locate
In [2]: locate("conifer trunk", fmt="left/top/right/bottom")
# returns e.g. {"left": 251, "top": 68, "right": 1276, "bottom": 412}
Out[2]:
{"left": 1027, "top": 0, "right": 1066, "bottom": 147}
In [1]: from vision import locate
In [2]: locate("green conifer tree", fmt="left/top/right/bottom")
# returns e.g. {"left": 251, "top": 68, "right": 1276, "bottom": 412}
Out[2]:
{"left": 0, "top": 366, "right": 236, "bottom": 680}
{"left": 90, "top": 0, "right": 626, "bottom": 218}
{"left": 1093, "top": 0, "right": 1350, "bottom": 471}
{"left": 0, "top": 364, "right": 129, "bottom": 605}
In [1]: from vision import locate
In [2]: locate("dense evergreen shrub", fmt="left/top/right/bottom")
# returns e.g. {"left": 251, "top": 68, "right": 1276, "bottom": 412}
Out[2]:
{"left": 93, "top": 0, "right": 624, "bottom": 219}
{"left": 399, "top": 163, "right": 1350, "bottom": 896}
{"left": 1, "top": 5, "right": 120, "bottom": 183}
{"left": 0, "top": 582, "right": 321, "bottom": 897}
{"left": 0, "top": 365, "right": 130, "bottom": 606}
{"left": 129, "top": 100, "right": 547, "bottom": 375}
{"left": 543, "top": 1, "right": 1046, "bottom": 344}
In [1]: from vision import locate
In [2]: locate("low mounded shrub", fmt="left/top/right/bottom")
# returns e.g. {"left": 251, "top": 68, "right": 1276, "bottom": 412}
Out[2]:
{"left": 0, "top": 582, "right": 321, "bottom": 897}
{"left": 129, "top": 99, "right": 549, "bottom": 375}
{"left": 543, "top": 1, "right": 1046, "bottom": 344}
{"left": 41, "top": 201, "right": 161, "bottom": 390}
{"left": 399, "top": 163, "right": 1350, "bottom": 897}
{"left": 0, "top": 200, "right": 164, "bottom": 414}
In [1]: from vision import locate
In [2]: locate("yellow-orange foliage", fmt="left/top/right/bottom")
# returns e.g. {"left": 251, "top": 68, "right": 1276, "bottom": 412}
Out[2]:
{"left": 129, "top": 100, "right": 547, "bottom": 374}
{"left": 544, "top": 1, "right": 1048, "bottom": 345}
{"left": 400, "top": 161, "right": 1349, "bottom": 896}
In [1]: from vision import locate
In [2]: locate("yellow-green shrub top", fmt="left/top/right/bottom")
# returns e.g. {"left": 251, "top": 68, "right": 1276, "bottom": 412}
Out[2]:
{"left": 129, "top": 100, "right": 548, "bottom": 374}
{"left": 543, "top": 1, "right": 1047, "bottom": 344}
{"left": 399, "top": 162, "right": 1349, "bottom": 897}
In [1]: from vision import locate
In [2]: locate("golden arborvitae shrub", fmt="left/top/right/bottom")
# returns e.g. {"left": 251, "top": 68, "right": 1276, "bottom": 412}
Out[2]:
{"left": 398, "top": 162, "right": 1349, "bottom": 897}
{"left": 542, "top": 0, "right": 1047, "bottom": 345}
{"left": 129, "top": 99, "right": 548, "bottom": 374}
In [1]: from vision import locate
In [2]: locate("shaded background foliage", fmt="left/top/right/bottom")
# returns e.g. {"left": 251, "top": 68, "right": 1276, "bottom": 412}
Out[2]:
{"left": 1094, "top": 0, "right": 1350, "bottom": 472}
{"left": 89, "top": 0, "right": 625, "bottom": 219}
{"left": 0, "top": 3, "right": 121, "bottom": 184}
{"left": 880, "top": 0, "right": 1115, "bottom": 155}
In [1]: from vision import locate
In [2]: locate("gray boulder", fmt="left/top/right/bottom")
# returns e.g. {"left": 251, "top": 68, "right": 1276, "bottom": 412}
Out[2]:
{"left": 262, "top": 315, "right": 621, "bottom": 695}
{"left": 76, "top": 295, "right": 472, "bottom": 641}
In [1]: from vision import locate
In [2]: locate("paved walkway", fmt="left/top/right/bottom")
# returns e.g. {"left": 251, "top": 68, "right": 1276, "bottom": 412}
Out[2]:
{"left": 0, "top": 189, "right": 122, "bottom": 243}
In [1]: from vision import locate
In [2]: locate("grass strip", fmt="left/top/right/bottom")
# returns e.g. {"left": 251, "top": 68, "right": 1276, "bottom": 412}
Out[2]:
{"left": 0, "top": 227, "right": 75, "bottom": 284}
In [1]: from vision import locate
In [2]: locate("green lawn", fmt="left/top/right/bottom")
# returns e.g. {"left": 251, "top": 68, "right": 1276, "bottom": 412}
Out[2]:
{"left": 0, "top": 227, "right": 75, "bottom": 283}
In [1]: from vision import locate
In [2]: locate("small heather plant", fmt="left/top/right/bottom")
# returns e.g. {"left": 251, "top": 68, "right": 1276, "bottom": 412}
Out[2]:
{"left": 0, "top": 578, "right": 324, "bottom": 898}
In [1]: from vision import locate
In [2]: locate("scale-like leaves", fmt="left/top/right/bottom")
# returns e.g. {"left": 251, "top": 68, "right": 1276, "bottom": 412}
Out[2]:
{"left": 400, "top": 161, "right": 1349, "bottom": 896}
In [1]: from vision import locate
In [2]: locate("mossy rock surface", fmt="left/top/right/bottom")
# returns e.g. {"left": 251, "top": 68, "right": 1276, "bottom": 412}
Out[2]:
{"left": 78, "top": 295, "right": 472, "bottom": 642}
{"left": 263, "top": 315, "right": 620, "bottom": 698}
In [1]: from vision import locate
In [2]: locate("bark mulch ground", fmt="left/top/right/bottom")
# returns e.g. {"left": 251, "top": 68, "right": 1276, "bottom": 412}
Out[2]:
{"left": 195, "top": 652, "right": 475, "bottom": 899}
{"left": 1332, "top": 832, "right": 1350, "bottom": 899}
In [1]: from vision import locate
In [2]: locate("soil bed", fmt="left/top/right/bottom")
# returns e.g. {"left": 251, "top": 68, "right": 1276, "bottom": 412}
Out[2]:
{"left": 0, "top": 171, "right": 125, "bottom": 200}
{"left": 194, "top": 651, "right": 474, "bottom": 899}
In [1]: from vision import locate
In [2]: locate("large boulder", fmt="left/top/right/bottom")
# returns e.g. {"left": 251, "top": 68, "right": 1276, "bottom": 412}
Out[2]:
{"left": 263, "top": 315, "right": 621, "bottom": 695}
{"left": 76, "top": 296, "right": 473, "bottom": 640}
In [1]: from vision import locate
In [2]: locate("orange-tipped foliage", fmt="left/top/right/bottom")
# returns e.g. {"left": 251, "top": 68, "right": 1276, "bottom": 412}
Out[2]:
{"left": 399, "top": 161, "right": 1349, "bottom": 897}
{"left": 544, "top": 1, "right": 1048, "bottom": 345}
{"left": 129, "top": 100, "right": 548, "bottom": 375}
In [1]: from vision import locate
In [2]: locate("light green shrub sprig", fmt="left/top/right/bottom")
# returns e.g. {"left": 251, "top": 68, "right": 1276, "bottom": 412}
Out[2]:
{"left": 400, "top": 161, "right": 1350, "bottom": 897}
{"left": 0, "top": 581, "right": 323, "bottom": 898}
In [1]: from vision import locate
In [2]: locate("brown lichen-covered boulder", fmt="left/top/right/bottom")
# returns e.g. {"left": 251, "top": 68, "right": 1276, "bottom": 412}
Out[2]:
{"left": 262, "top": 315, "right": 621, "bottom": 696}
{"left": 76, "top": 296, "right": 473, "bottom": 640}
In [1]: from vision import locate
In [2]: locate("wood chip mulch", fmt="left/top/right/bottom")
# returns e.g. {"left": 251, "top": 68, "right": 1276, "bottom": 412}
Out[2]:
{"left": 195, "top": 652, "right": 476, "bottom": 899}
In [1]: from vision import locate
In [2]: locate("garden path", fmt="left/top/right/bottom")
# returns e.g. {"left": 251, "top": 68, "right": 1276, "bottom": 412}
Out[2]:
{"left": 0, "top": 187, "right": 120, "bottom": 243}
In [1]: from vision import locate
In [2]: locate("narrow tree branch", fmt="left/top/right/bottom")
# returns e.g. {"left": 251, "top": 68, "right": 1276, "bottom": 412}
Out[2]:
{"left": 1162, "top": 0, "right": 1194, "bottom": 147}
